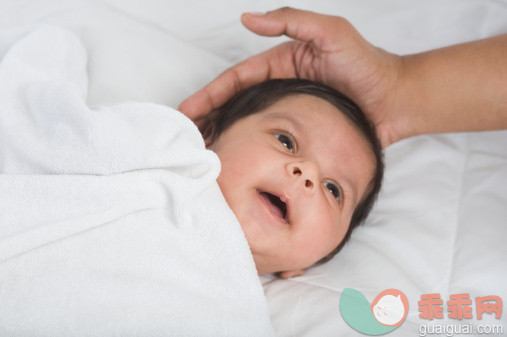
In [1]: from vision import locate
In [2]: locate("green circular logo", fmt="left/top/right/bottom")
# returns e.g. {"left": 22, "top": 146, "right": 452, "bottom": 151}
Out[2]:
{"left": 339, "top": 288, "right": 409, "bottom": 335}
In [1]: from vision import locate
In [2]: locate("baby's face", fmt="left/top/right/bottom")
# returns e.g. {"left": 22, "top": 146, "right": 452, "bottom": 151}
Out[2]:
{"left": 208, "top": 94, "right": 375, "bottom": 276}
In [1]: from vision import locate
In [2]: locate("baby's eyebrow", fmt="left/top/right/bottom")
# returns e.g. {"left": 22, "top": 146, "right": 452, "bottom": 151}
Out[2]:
{"left": 263, "top": 112, "right": 305, "bottom": 136}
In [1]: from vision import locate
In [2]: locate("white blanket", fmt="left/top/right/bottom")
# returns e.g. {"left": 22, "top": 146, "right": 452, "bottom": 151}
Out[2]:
{"left": 0, "top": 26, "right": 274, "bottom": 337}
{"left": 2, "top": 2, "right": 507, "bottom": 336}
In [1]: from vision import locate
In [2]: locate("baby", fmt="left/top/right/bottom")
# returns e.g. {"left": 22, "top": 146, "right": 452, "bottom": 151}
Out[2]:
{"left": 206, "top": 79, "right": 383, "bottom": 278}
{"left": 0, "top": 27, "right": 382, "bottom": 334}
{"left": 1, "top": 27, "right": 382, "bottom": 280}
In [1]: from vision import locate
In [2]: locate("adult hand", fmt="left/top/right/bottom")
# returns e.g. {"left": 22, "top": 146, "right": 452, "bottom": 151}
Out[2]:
{"left": 179, "top": 7, "right": 401, "bottom": 148}
{"left": 180, "top": 8, "right": 507, "bottom": 147}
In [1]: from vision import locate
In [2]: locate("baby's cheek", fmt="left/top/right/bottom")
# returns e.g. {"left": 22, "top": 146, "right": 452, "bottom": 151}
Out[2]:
{"left": 318, "top": 203, "right": 344, "bottom": 238}
{"left": 301, "top": 212, "right": 340, "bottom": 257}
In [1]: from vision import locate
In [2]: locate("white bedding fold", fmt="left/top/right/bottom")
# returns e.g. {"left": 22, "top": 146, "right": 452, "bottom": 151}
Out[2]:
{"left": 0, "top": 26, "right": 274, "bottom": 336}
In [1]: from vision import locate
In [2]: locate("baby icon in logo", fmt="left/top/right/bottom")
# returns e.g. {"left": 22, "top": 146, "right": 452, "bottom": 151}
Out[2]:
{"left": 340, "top": 288, "right": 408, "bottom": 335}
{"left": 371, "top": 290, "right": 407, "bottom": 326}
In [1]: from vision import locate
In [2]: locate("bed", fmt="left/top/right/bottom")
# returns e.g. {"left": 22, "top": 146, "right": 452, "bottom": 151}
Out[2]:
{"left": 1, "top": 0, "right": 506, "bottom": 336}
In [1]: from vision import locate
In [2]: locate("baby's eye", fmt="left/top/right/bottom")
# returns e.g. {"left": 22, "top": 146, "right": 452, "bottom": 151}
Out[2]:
{"left": 274, "top": 132, "right": 296, "bottom": 153}
{"left": 323, "top": 180, "right": 342, "bottom": 201}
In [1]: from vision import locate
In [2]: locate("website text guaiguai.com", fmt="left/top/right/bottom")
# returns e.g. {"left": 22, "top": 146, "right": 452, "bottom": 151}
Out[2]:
{"left": 419, "top": 323, "right": 503, "bottom": 336}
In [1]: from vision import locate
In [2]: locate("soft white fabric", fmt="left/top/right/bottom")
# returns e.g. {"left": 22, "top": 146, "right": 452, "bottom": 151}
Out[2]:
{"left": 0, "top": 26, "right": 274, "bottom": 337}
{"left": 1, "top": 1, "right": 506, "bottom": 336}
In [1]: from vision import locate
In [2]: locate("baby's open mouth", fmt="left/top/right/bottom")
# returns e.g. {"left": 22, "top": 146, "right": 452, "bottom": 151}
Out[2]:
{"left": 259, "top": 191, "right": 288, "bottom": 222}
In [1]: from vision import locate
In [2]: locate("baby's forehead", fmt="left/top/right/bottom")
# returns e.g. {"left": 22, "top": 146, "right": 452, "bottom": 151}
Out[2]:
{"left": 260, "top": 94, "right": 363, "bottom": 138}
{"left": 266, "top": 93, "right": 340, "bottom": 111}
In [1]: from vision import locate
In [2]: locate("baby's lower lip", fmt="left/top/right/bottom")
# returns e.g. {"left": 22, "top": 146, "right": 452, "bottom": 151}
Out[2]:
{"left": 257, "top": 190, "right": 288, "bottom": 224}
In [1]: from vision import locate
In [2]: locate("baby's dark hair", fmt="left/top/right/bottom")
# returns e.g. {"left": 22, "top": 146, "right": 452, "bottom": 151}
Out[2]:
{"left": 209, "top": 79, "right": 384, "bottom": 265}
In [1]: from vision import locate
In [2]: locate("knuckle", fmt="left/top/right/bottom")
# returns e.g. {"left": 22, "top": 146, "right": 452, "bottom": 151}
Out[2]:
{"left": 277, "top": 6, "right": 294, "bottom": 13}
{"left": 267, "top": 6, "right": 296, "bottom": 17}
{"left": 324, "top": 14, "right": 349, "bottom": 28}
{"left": 336, "top": 16, "right": 353, "bottom": 29}
{"left": 228, "top": 68, "right": 244, "bottom": 93}
{"left": 322, "top": 15, "right": 356, "bottom": 37}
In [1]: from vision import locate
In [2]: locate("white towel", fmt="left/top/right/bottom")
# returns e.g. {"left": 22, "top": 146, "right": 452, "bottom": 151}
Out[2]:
{"left": 0, "top": 26, "right": 274, "bottom": 337}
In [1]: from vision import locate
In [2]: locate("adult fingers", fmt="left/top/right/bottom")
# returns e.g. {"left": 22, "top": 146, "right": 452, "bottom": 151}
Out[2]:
{"left": 179, "top": 42, "right": 297, "bottom": 120}
{"left": 241, "top": 7, "right": 346, "bottom": 50}
{"left": 179, "top": 7, "right": 343, "bottom": 120}
{"left": 178, "top": 54, "right": 269, "bottom": 120}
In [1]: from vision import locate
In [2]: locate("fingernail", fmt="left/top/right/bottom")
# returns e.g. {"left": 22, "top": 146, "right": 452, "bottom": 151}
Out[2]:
{"left": 244, "top": 11, "right": 265, "bottom": 16}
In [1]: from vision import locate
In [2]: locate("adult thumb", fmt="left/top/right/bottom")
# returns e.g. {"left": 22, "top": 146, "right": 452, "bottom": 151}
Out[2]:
{"left": 241, "top": 7, "right": 335, "bottom": 46}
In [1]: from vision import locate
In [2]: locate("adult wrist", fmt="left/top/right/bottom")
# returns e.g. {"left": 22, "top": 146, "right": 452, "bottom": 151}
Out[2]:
{"left": 383, "top": 53, "right": 427, "bottom": 146}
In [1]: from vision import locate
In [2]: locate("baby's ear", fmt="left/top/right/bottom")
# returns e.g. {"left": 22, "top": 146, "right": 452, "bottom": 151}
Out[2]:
{"left": 278, "top": 269, "right": 305, "bottom": 279}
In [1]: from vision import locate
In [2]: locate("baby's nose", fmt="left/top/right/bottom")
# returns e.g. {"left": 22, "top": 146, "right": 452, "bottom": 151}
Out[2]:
{"left": 287, "top": 161, "right": 319, "bottom": 193}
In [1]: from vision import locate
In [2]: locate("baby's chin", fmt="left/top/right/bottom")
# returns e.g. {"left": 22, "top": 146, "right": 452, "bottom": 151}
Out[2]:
{"left": 250, "top": 251, "right": 285, "bottom": 276}
{"left": 250, "top": 252, "right": 273, "bottom": 276}
{"left": 251, "top": 253, "right": 308, "bottom": 279}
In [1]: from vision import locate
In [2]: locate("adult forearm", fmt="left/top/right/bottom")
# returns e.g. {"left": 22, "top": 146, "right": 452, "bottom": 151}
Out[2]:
{"left": 390, "top": 34, "right": 507, "bottom": 143}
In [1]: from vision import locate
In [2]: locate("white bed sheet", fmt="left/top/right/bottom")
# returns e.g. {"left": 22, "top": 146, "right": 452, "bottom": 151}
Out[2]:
{"left": 1, "top": 0, "right": 506, "bottom": 336}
